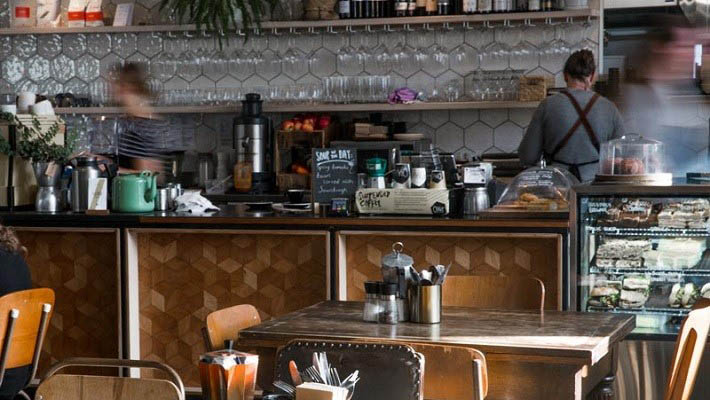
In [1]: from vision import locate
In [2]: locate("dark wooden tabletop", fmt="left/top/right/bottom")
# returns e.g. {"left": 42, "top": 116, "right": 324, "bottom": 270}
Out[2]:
{"left": 238, "top": 301, "right": 635, "bottom": 365}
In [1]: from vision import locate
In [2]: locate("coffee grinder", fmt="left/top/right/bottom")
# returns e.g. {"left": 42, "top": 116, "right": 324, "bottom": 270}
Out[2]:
{"left": 233, "top": 93, "right": 274, "bottom": 193}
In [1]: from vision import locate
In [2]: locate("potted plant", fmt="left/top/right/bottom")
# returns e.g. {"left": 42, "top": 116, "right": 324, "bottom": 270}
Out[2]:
{"left": 0, "top": 113, "right": 77, "bottom": 185}
{"left": 160, "top": 0, "right": 279, "bottom": 41}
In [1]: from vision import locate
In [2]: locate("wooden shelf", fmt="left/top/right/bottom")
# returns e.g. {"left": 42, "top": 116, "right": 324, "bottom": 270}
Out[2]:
{"left": 0, "top": 9, "right": 599, "bottom": 36}
{"left": 53, "top": 101, "right": 540, "bottom": 115}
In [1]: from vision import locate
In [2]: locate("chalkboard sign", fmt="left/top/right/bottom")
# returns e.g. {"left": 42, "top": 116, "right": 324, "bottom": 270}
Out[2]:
{"left": 312, "top": 148, "right": 358, "bottom": 203}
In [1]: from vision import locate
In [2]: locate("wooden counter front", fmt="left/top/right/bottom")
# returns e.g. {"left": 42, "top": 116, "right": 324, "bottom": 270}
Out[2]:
{"left": 15, "top": 228, "right": 120, "bottom": 374}
{"left": 125, "top": 229, "right": 329, "bottom": 387}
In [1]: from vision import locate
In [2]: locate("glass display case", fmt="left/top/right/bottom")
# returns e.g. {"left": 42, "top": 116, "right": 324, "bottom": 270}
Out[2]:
{"left": 572, "top": 185, "right": 710, "bottom": 338}
{"left": 595, "top": 134, "right": 672, "bottom": 185}
{"left": 496, "top": 161, "right": 574, "bottom": 211}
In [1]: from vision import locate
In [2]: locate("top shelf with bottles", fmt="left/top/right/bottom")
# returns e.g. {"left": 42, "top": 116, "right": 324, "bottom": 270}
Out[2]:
{"left": 0, "top": 9, "right": 599, "bottom": 36}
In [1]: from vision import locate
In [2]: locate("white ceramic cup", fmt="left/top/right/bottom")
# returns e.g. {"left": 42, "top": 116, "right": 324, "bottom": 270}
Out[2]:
{"left": 17, "top": 92, "right": 36, "bottom": 113}
{"left": 411, "top": 167, "right": 427, "bottom": 189}
{"left": 30, "top": 100, "right": 55, "bottom": 116}
{"left": 0, "top": 104, "right": 17, "bottom": 115}
{"left": 428, "top": 170, "right": 446, "bottom": 189}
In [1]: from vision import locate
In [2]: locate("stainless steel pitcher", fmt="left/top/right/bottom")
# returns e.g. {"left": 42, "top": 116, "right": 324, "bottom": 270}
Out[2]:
{"left": 199, "top": 349, "right": 259, "bottom": 400}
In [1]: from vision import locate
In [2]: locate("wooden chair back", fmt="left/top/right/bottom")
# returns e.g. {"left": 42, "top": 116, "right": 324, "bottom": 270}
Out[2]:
{"left": 35, "top": 357, "right": 185, "bottom": 400}
{"left": 206, "top": 304, "right": 261, "bottom": 350}
{"left": 275, "top": 339, "right": 424, "bottom": 400}
{"left": 410, "top": 344, "right": 488, "bottom": 400}
{"left": 442, "top": 275, "right": 545, "bottom": 311}
{"left": 663, "top": 298, "right": 710, "bottom": 400}
{"left": 0, "top": 288, "right": 54, "bottom": 376}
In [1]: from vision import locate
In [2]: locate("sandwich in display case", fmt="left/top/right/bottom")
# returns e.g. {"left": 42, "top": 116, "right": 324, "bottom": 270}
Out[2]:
{"left": 571, "top": 184, "right": 710, "bottom": 338}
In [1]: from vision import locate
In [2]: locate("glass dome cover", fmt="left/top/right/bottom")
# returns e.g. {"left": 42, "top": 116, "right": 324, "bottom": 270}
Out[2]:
{"left": 598, "top": 134, "right": 666, "bottom": 176}
{"left": 497, "top": 160, "right": 572, "bottom": 211}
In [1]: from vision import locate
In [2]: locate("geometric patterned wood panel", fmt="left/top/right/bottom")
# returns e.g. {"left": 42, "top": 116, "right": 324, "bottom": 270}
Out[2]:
{"left": 137, "top": 232, "right": 327, "bottom": 387}
{"left": 344, "top": 234, "right": 561, "bottom": 310}
{"left": 15, "top": 230, "right": 119, "bottom": 375}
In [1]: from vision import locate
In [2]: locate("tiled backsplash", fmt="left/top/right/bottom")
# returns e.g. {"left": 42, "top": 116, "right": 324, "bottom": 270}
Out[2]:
{"left": 0, "top": 2, "right": 599, "bottom": 159}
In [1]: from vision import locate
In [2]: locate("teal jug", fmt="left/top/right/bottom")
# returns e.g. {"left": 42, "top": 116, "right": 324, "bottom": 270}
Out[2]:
{"left": 112, "top": 171, "right": 157, "bottom": 213}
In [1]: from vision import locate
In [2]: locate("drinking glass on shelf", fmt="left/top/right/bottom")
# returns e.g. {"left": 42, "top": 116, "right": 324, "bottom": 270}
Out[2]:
{"left": 427, "top": 30, "right": 449, "bottom": 77}
{"left": 337, "top": 32, "right": 361, "bottom": 76}
{"left": 282, "top": 36, "right": 308, "bottom": 79}
{"left": 443, "top": 79, "right": 463, "bottom": 102}
{"left": 90, "top": 80, "right": 110, "bottom": 107}
{"left": 392, "top": 34, "right": 418, "bottom": 78}
{"left": 203, "top": 48, "right": 229, "bottom": 81}
{"left": 230, "top": 48, "right": 254, "bottom": 80}
{"left": 178, "top": 35, "right": 202, "bottom": 82}
{"left": 413, "top": 30, "right": 430, "bottom": 73}
{"left": 371, "top": 37, "right": 392, "bottom": 76}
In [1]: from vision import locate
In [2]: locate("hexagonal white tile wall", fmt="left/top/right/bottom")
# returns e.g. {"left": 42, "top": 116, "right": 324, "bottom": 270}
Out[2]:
{"left": 37, "top": 35, "right": 63, "bottom": 59}
{"left": 13, "top": 35, "right": 37, "bottom": 58}
{"left": 480, "top": 109, "right": 508, "bottom": 128}
{"left": 137, "top": 33, "right": 164, "bottom": 58}
{"left": 86, "top": 34, "right": 113, "bottom": 59}
{"left": 494, "top": 121, "right": 523, "bottom": 153}
{"left": 112, "top": 33, "right": 138, "bottom": 59}
{"left": 62, "top": 35, "right": 87, "bottom": 59}
{"left": 2, "top": 55, "right": 25, "bottom": 84}
{"left": 76, "top": 55, "right": 101, "bottom": 83}
{"left": 436, "top": 122, "right": 464, "bottom": 153}
{"left": 465, "top": 122, "right": 494, "bottom": 153}
{"left": 0, "top": 22, "right": 604, "bottom": 157}
{"left": 26, "top": 58, "right": 50, "bottom": 82}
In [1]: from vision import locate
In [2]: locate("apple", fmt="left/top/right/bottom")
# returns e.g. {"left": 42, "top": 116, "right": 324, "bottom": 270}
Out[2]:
{"left": 301, "top": 123, "right": 314, "bottom": 133}
{"left": 316, "top": 116, "right": 331, "bottom": 129}
{"left": 294, "top": 121, "right": 303, "bottom": 131}
{"left": 281, "top": 120, "right": 295, "bottom": 131}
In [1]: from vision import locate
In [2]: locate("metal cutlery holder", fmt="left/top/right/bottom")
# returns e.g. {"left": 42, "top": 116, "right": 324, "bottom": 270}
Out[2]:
{"left": 408, "top": 285, "right": 441, "bottom": 324}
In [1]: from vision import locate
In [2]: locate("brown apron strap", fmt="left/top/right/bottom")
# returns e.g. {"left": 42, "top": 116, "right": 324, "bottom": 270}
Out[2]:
{"left": 551, "top": 91, "right": 601, "bottom": 157}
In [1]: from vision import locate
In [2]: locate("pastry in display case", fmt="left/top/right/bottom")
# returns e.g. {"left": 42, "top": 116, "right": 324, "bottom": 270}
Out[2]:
{"left": 492, "top": 160, "right": 572, "bottom": 212}
{"left": 595, "top": 134, "right": 672, "bottom": 185}
{"left": 573, "top": 185, "right": 710, "bottom": 337}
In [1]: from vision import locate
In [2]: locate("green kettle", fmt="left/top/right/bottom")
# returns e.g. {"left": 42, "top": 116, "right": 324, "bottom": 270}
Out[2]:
{"left": 112, "top": 171, "right": 157, "bottom": 213}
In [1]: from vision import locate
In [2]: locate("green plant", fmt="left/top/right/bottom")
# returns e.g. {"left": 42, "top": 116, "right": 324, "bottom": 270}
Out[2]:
{"left": 160, "top": 0, "right": 278, "bottom": 43}
{"left": 0, "top": 113, "right": 77, "bottom": 163}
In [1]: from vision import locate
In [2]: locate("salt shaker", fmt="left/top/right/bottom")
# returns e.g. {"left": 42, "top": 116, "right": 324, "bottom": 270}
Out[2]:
{"left": 378, "top": 283, "right": 399, "bottom": 325}
{"left": 362, "top": 281, "right": 380, "bottom": 323}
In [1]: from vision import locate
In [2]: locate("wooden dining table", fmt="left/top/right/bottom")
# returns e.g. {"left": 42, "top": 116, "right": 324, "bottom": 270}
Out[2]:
{"left": 237, "top": 301, "right": 635, "bottom": 400}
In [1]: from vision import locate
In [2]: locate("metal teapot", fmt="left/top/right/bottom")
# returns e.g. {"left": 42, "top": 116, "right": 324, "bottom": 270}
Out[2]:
{"left": 199, "top": 347, "right": 259, "bottom": 400}
{"left": 111, "top": 171, "right": 157, "bottom": 213}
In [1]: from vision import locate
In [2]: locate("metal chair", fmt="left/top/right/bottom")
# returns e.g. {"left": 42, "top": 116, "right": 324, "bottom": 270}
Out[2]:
{"left": 203, "top": 304, "right": 261, "bottom": 351}
{"left": 663, "top": 298, "right": 710, "bottom": 400}
{"left": 0, "top": 288, "right": 54, "bottom": 400}
{"left": 275, "top": 339, "right": 425, "bottom": 400}
{"left": 35, "top": 357, "right": 185, "bottom": 400}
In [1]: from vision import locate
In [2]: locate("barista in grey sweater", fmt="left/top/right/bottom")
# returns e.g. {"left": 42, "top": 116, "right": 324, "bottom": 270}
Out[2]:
{"left": 518, "top": 50, "right": 626, "bottom": 183}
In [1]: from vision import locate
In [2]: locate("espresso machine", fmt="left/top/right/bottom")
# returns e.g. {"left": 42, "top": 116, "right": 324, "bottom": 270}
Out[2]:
{"left": 232, "top": 93, "right": 274, "bottom": 194}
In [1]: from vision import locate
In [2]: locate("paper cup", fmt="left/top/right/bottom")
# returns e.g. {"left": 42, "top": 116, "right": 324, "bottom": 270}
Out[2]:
{"left": 17, "top": 92, "right": 36, "bottom": 113}
{"left": 0, "top": 104, "right": 17, "bottom": 115}
{"left": 30, "top": 100, "right": 55, "bottom": 116}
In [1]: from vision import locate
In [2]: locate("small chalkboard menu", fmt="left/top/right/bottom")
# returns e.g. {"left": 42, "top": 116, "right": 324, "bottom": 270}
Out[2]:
{"left": 312, "top": 148, "right": 357, "bottom": 203}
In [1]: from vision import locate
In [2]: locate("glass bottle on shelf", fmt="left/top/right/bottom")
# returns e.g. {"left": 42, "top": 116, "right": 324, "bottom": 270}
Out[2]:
{"left": 493, "top": 0, "right": 507, "bottom": 12}
{"left": 478, "top": 0, "right": 493, "bottom": 13}
{"left": 528, "top": 0, "right": 540, "bottom": 11}
{"left": 437, "top": 0, "right": 450, "bottom": 14}
{"left": 463, "top": 0, "right": 477, "bottom": 13}
{"left": 415, "top": 0, "right": 427, "bottom": 14}
{"left": 426, "top": 0, "right": 438, "bottom": 15}
{"left": 364, "top": 0, "right": 373, "bottom": 17}
{"left": 407, "top": 0, "right": 417, "bottom": 15}
{"left": 339, "top": 0, "right": 351, "bottom": 18}
{"left": 395, "top": 0, "right": 409, "bottom": 16}
{"left": 352, "top": 0, "right": 363, "bottom": 17}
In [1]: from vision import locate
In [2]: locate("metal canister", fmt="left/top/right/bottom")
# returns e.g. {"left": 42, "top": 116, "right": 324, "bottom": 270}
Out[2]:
{"left": 199, "top": 349, "right": 259, "bottom": 400}
{"left": 409, "top": 284, "right": 441, "bottom": 324}
{"left": 155, "top": 188, "right": 170, "bottom": 211}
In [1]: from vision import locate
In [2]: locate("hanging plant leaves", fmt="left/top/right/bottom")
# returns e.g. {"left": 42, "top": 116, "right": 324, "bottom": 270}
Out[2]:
{"left": 160, "top": 0, "right": 278, "bottom": 46}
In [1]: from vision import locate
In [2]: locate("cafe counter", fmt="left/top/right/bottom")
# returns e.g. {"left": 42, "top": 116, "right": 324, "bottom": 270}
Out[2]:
{"left": 0, "top": 206, "right": 569, "bottom": 388}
